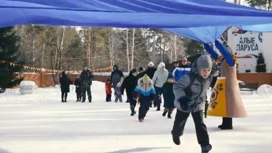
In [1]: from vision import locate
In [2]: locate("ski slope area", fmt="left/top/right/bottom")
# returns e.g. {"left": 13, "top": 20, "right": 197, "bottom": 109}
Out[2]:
{"left": 0, "top": 81, "right": 271, "bottom": 153}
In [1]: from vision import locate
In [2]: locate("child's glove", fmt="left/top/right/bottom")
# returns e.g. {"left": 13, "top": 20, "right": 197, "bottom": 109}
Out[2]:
{"left": 178, "top": 96, "right": 190, "bottom": 111}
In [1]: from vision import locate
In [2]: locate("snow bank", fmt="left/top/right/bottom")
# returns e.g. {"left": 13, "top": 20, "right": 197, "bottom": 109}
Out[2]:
{"left": 257, "top": 84, "right": 272, "bottom": 95}
{"left": 19, "top": 81, "right": 36, "bottom": 95}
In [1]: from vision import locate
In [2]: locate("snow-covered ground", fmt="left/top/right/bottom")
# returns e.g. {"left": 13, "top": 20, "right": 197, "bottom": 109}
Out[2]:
{"left": 0, "top": 81, "right": 271, "bottom": 153}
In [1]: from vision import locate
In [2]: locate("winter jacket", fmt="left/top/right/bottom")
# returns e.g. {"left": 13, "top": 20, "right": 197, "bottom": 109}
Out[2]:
{"left": 152, "top": 63, "right": 168, "bottom": 88}
{"left": 134, "top": 77, "right": 156, "bottom": 102}
{"left": 173, "top": 58, "right": 217, "bottom": 113}
{"left": 60, "top": 72, "right": 70, "bottom": 93}
{"left": 136, "top": 71, "right": 145, "bottom": 81}
{"left": 144, "top": 67, "right": 156, "bottom": 79}
{"left": 110, "top": 65, "right": 124, "bottom": 88}
{"left": 163, "top": 73, "right": 175, "bottom": 109}
{"left": 172, "top": 64, "right": 191, "bottom": 82}
{"left": 105, "top": 81, "right": 112, "bottom": 95}
{"left": 121, "top": 69, "right": 137, "bottom": 95}
{"left": 80, "top": 69, "right": 94, "bottom": 86}
{"left": 74, "top": 78, "right": 81, "bottom": 93}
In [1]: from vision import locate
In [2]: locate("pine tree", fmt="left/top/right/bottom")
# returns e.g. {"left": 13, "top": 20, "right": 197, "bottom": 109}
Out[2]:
{"left": 256, "top": 53, "right": 267, "bottom": 72}
{"left": 184, "top": 39, "right": 204, "bottom": 56}
{"left": 0, "top": 27, "right": 24, "bottom": 89}
{"left": 245, "top": 0, "right": 271, "bottom": 10}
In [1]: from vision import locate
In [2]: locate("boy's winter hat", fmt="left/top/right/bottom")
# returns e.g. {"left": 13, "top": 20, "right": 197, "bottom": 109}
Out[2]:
{"left": 148, "top": 62, "right": 154, "bottom": 67}
{"left": 196, "top": 55, "right": 212, "bottom": 71}
{"left": 181, "top": 57, "right": 188, "bottom": 61}
{"left": 158, "top": 62, "right": 165, "bottom": 69}
{"left": 130, "top": 69, "right": 137, "bottom": 74}
{"left": 139, "top": 67, "right": 144, "bottom": 71}
{"left": 142, "top": 74, "right": 150, "bottom": 83}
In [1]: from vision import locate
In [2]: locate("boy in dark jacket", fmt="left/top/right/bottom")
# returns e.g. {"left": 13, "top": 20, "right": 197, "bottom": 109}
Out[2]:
{"left": 171, "top": 55, "right": 217, "bottom": 153}
{"left": 80, "top": 67, "right": 94, "bottom": 103}
{"left": 121, "top": 69, "right": 138, "bottom": 115}
{"left": 74, "top": 76, "right": 82, "bottom": 102}
{"left": 110, "top": 65, "right": 124, "bottom": 102}
{"left": 134, "top": 74, "right": 156, "bottom": 122}
{"left": 162, "top": 73, "right": 175, "bottom": 119}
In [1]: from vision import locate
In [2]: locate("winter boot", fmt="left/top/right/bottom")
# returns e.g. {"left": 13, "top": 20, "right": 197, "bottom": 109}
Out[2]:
{"left": 172, "top": 134, "right": 180, "bottom": 145}
{"left": 130, "top": 105, "right": 136, "bottom": 116}
{"left": 218, "top": 125, "right": 233, "bottom": 130}
{"left": 156, "top": 104, "right": 161, "bottom": 111}
{"left": 61, "top": 96, "right": 64, "bottom": 103}
{"left": 201, "top": 144, "right": 212, "bottom": 153}
{"left": 88, "top": 95, "right": 92, "bottom": 103}
{"left": 168, "top": 108, "right": 174, "bottom": 119}
{"left": 167, "top": 113, "right": 172, "bottom": 119}
{"left": 218, "top": 117, "right": 233, "bottom": 130}
{"left": 162, "top": 108, "right": 168, "bottom": 117}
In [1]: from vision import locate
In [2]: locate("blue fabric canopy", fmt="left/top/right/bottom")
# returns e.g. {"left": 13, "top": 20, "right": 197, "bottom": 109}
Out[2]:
{"left": 2, "top": 0, "right": 272, "bottom": 43}
{"left": 164, "top": 26, "right": 228, "bottom": 43}
{"left": 239, "top": 24, "right": 272, "bottom": 32}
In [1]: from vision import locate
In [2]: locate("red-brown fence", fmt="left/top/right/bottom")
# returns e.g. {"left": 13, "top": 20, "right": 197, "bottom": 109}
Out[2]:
{"left": 15, "top": 72, "right": 272, "bottom": 88}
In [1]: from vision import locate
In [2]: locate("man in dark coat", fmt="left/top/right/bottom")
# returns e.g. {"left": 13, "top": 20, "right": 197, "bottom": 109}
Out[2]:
{"left": 80, "top": 66, "right": 94, "bottom": 103}
{"left": 145, "top": 62, "right": 156, "bottom": 79}
{"left": 110, "top": 65, "right": 124, "bottom": 102}
{"left": 121, "top": 69, "right": 138, "bottom": 116}
{"left": 59, "top": 71, "right": 70, "bottom": 102}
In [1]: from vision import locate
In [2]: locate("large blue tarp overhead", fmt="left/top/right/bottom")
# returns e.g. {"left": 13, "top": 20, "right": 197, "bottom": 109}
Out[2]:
{"left": 2, "top": 0, "right": 272, "bottom": 43}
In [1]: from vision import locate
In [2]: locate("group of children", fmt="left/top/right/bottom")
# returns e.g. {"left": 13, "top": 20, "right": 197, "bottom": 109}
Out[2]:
{"left": 104, "top": 55, "right": 217, "bottom": 153}
{"left": 105, "top": 66, "right": 176, "bottom": 122}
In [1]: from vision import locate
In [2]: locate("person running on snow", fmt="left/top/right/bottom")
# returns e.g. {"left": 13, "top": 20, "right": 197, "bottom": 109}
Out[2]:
{"left": 80, "top": 66, "right": 94, "bottom": 103}
{"left": 172, "top": 57, "right": 191, "bottom": 82}
{"left": 162, "top": 73, "right": 175, "bottom": 119}
{"left": 171, "top": 55, "right": 218, "bottom": 153}
{"left": 152, "top": 62, "right": 168, "bottom": 111}
{"left": 121, "top": 69, "right": 138, "bottom": 116}
{"left": 134, "top": 74, "right": 156, "bottom": 122}
{"left": 110, "top": 65, "right": 124, "bottom": 102}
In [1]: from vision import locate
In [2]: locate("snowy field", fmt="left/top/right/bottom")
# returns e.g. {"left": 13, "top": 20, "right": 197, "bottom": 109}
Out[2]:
{"left": 0, "top": 81, "right": 272, "bottom": 153}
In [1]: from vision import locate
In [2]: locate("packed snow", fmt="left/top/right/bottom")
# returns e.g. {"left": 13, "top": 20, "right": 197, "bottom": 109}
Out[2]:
{"left": 0, "top": 81, "right": 272, "bottom": 153}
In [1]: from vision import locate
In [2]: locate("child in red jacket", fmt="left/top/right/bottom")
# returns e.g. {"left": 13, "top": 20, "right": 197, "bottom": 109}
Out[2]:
{"left": 105, "top": 78, "right": 112, "bottom": 102}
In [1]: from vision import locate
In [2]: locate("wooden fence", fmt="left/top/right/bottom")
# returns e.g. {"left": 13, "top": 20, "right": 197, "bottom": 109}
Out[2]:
{"left": 16, "top": 72, "right": 272, "bottom": 88}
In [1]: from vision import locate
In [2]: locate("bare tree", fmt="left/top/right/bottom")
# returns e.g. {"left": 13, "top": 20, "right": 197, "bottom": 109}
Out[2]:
{"left": 126, "top": 29, "right": 130, "bottom": 72}
{"left": 131, "top": 28, "right": 135, "bottom": 69}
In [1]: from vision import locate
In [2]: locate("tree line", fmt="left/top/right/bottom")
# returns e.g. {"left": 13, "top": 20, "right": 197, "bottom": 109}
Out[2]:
{"left": 14, "top": 26, "right": 204, "bottom": 72}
